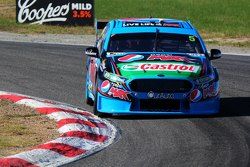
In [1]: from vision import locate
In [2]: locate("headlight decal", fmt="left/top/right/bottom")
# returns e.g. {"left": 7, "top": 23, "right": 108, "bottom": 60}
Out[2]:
{"left": 100, "top": 80, "right": 131, "bottom": 101}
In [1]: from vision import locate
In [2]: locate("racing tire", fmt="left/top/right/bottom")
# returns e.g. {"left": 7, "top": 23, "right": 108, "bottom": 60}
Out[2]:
{"left": 93, "top": 95, "right": 106, "bottom": 117}
{"left": 86, "top": 97, "right": 94, "bottom": 106}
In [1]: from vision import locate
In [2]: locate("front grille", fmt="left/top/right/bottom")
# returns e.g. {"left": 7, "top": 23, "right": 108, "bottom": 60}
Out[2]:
{"left": 140, "top": 99, "right": 180, "bottom": 111}
{"left": 129, "top": 79, "right": 192, "bottom": 93}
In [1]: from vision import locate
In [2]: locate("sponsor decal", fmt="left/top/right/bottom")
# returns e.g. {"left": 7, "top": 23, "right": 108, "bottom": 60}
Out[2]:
{"left": 100, "top": 60, "right": 106, "bottom": 72}
{"left": 72, "top": 3, "right": 93, "bottom": 19}
{"left": 108, "top": 87, "right": 130, "bottom": 100}
{"left": 147, "top": 91, "right": 174, "bottom": 99}
{"left": 187, "top": 53, "right": 205, "bottom": 57}
{"left": 121, "top": 64, "right": 139, "bottom": 71}
{"left": 189, "top": 89, "right": 202, "bottom": 102}
{"left": 111, "top": 82, "right": 122, "bottom": 88}
{"left": 189, "top": 36, "right": 196, "bottom": 42}
{"left": 103, "top": 71, "right": 126, "bottom": 83}
{"left": 195, "top": 76, "right": 213, "bottom": 85}
{"left": 122, "top": 63, "right": 200, "bottom": 73}
{"left": 87, "top": 81, "right": 93, "bottom": 91}
{"left": 16, "top": 0, "right": 94, "bottom": 25}
{"left": 203, "top": 82, "right": 219, "bottom": 99}
{"left": 17, "top": 0, "right": 70, "bottom": 24}
{"left": 101, "top": 80, "right": 111, "bottom": 93}
{"left": 107, "top": 52, "right": 126, "bottom": 56}
{"left": 195, "top": 76, "right": 214, "bottom": 89}
{"left": 118, "top": 54, "right": 144, "bottom": 62}
{"left": 86, "top": 48, "right": 98, "bottom": 56}
{"left": 147, "top": 54, "right": 194, "bottom": 63}
{"left": 123, "top": 22, "right": 180, "bottom": 28}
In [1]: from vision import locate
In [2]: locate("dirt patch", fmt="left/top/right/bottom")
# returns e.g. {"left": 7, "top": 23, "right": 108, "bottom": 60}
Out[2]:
{"left": 0, "top": 100, "right": 59, "bottom": 157}
{"left": 0, "top": 0, "right": 15, "bottom": 19}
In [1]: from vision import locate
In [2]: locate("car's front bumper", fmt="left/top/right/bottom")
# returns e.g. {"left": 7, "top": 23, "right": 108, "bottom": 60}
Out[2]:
{"left": 96, "top": 92, "right": 220, "bottom": 115}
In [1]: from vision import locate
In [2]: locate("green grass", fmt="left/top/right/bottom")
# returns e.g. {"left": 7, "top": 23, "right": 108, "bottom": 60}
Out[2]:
{"left": 0, "top": 0, "right": 249, "bottom": 45}
{"left": 96, "top": 0, "right": 249, "bottom": 38}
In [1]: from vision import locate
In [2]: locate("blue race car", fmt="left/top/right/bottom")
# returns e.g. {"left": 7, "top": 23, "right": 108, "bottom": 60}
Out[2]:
{"left": 85, "top": 18, "right": 221, "bottom": 116}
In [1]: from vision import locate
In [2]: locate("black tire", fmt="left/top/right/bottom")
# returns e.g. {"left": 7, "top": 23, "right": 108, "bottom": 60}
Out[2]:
{"left": 86, "top": 97, "right": 94, "bottom": 106}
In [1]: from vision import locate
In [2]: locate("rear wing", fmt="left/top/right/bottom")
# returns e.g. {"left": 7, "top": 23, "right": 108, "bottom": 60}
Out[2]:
{"left": 95, "top": 20, "right": 109, "bottom": 43}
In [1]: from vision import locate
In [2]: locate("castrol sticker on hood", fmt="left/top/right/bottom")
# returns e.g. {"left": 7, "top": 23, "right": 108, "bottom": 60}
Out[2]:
{"left": 121, "top": 62, "right": 200, "bottom": 73}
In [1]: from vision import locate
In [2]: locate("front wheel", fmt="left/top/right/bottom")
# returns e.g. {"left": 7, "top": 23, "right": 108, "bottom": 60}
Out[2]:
{"left": 86, "top": 97, "right": 94, "bottom": 106}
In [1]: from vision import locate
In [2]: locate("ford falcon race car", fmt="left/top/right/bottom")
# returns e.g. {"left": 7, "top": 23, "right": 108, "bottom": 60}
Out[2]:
{"left": 84, "top": 18, "right": 221, "bottom": 116}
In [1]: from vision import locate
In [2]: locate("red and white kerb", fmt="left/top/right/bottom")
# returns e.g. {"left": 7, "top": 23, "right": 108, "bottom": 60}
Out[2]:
{"left": 0, "top": 91, "right": 118, "bottom": 167}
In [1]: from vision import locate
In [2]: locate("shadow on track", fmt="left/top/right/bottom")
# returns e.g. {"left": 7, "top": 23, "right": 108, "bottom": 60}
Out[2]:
{"left": 111, "top": 97, "right": 250, "bottom": 120}
{"left": 220, "top": 97, "right": 250, "bottom": 117}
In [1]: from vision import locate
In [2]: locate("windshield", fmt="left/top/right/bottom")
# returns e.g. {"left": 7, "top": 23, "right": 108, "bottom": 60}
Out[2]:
{"left": 108, "top": 33, "right": 204, "bottom": 53}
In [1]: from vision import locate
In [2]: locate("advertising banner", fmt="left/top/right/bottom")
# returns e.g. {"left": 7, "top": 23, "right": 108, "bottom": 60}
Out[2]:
{"left": 16, "top": 0, "right": 94, "bottom": 26}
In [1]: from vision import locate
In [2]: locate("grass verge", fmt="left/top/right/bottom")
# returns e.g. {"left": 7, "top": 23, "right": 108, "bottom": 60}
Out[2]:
{"left": 0, "top": 100, "right": 59, "bottom": 157}
{"left": 0, "top": 0, "right": 249, "bottom": 46}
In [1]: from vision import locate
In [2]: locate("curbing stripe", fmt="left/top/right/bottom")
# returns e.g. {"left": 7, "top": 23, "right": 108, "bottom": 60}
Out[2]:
{"left": 0, "top": 158, "right": 38, "bottom": 167}
{"left": 57, "top": 123, "right": 109, "bottom": 136}
{"left": 36, "top": 107, "right": 92, "bottom": 117}
{"left": 16, "top": 99, "right": 60, "bottom": 108}
{"left": 0, "top": 91, "right": 118, "bottom": 167}
{"left": 61, "top": 131, "right": 108, "bottom": 142}
{"left": 57, "top": 118, "right": 107, "bottom": 129}
{"left": 47, "top": 137, "right": 101, "bottom": 150}
{"left": 0, "top": 94, "right": 30, "bottom": 102}
{"left": 46, "top": 111, "right": 101, "bottom": 123}
{"left": 37, "top": 143, "right": 86, "bottom": 157}
{"left": 9, "top": 149, "right": 73, "bottom": 166}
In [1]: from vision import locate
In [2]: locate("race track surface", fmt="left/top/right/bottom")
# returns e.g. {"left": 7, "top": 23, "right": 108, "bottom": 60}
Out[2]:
{"left": 0, "top": 41, "right": 249, "bottom": 167}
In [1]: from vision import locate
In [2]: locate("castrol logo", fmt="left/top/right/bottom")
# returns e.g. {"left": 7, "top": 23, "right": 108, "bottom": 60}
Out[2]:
{"left": 122, "top": 63, "right": 200, "bottom": 73}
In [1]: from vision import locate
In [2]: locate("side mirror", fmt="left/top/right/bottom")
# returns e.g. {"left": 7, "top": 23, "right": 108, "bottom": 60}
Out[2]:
{"left": 85, "top": 47, "right": 99, "bottom": 58}
{"left": 210, "top": 49, "right": 222, "bottom": 60}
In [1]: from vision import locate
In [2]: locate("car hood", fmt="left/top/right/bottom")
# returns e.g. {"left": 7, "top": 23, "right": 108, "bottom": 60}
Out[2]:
{"left": 107, "top": 53, "right": 206, "bottom": 80}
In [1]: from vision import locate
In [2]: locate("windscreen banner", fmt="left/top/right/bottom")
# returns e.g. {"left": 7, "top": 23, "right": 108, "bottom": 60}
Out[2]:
{"left": 16, "top": 0, "right": 94, "bottom": 26}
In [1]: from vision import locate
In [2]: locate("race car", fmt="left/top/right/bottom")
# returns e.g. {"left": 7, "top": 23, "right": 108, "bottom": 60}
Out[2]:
{"left": 84, "top": 18, "right": 221, "bottom": 116}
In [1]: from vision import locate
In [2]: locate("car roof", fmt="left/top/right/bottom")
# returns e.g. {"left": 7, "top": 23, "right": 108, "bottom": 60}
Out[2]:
{"left": 109, "top": 18, "right": 198, "bottom": 36}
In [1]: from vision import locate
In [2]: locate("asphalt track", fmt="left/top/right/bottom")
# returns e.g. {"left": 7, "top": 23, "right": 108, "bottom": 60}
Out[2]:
{"left": 0, "top": 41, "right": 249, "bottom": 167}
